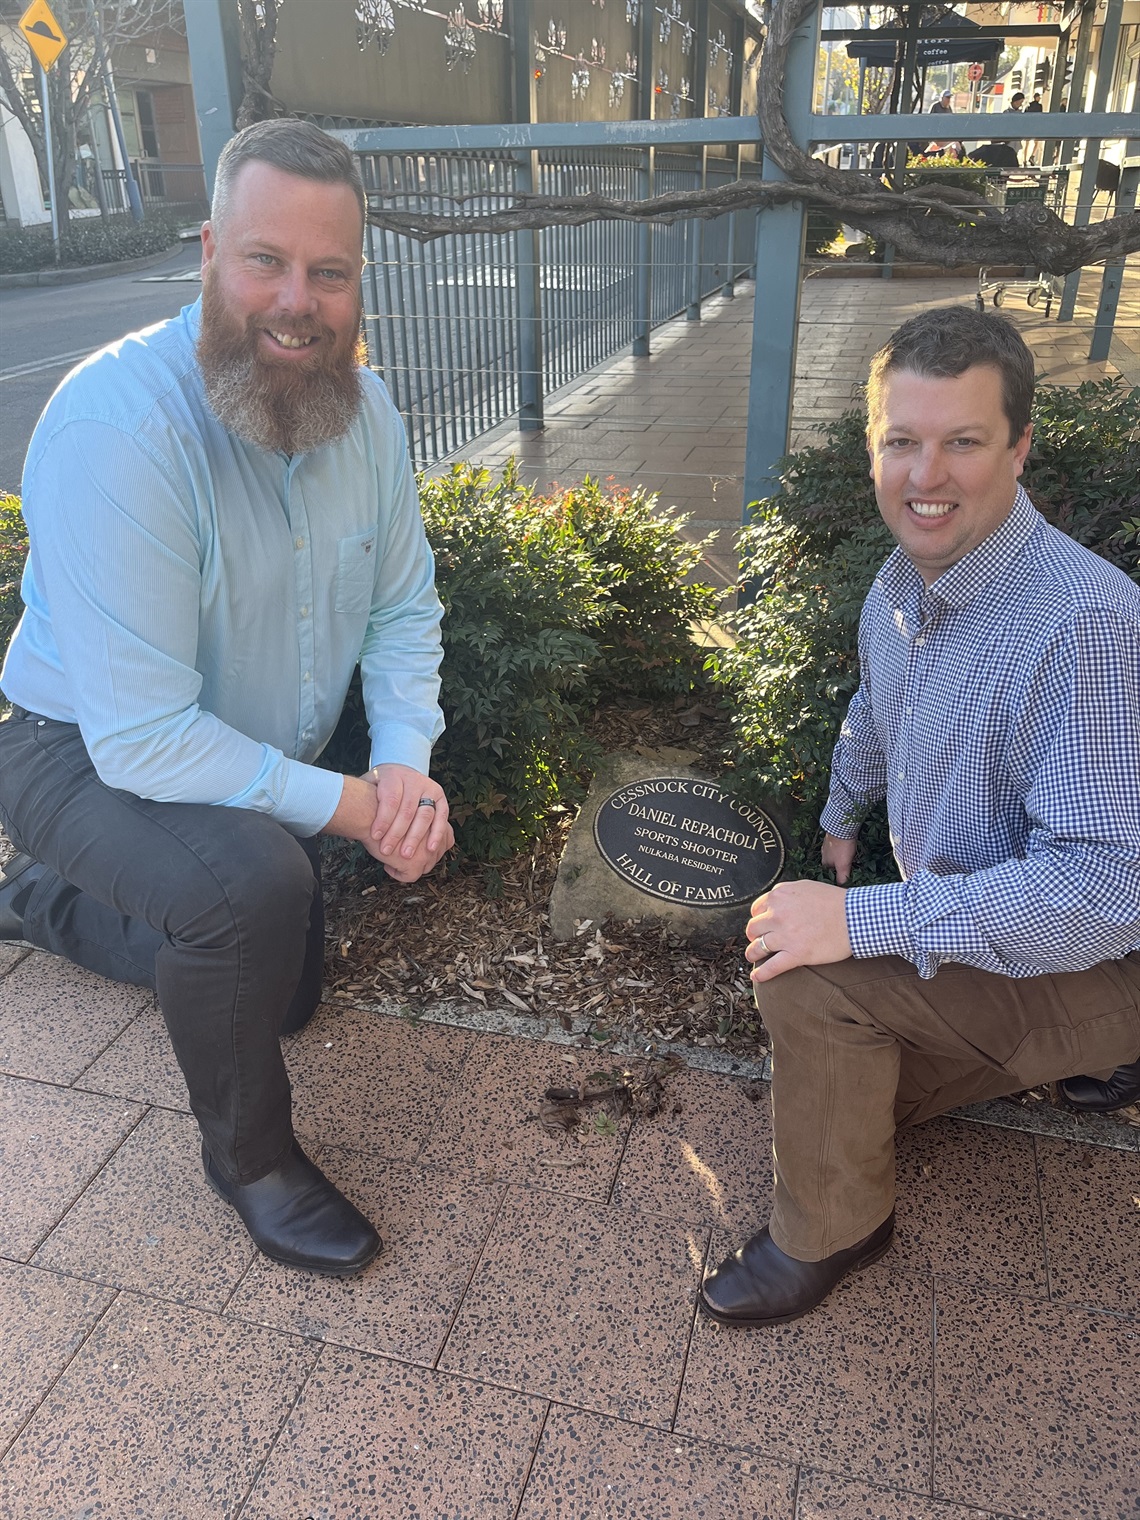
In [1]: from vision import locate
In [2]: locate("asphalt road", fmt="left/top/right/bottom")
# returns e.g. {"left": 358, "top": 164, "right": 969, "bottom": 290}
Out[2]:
{"left": 0, "top": 242, "right": 202, "bottom": 494}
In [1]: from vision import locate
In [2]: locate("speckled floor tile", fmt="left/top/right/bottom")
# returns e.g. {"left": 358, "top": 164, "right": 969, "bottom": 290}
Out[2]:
{"left": 227, "top": 1148, "right": 503, "bottom": 1361}
{"left": 677, "top": 1258, "right": 932, "bottom": 1487}
{"left": 933, "top": 1278, "right": 1140, "bottom": 1519}
{"left": 0, "top": 1291, "right": 317, "bottom": 1520}
{"left": 796, "top": 1470, "right": 1004, "bottom": 1519}
{"left": 516, "top": 1404, "right": 797, "bottom": 1518}
{"left": 416, "top": 1036, "right": 631, "bottom": 1201}
{"left": 0, "top": 1074, "right": 143, "bottom": 1260}
{"left": 0, "top": 944, "right": 30, "bottom": 977}
{"left": 439, "top": 1187, "right": 705, "bottom": 1424}
{"left": 891, "top": 1117, "right": 1046, "bottom": 1292}
{"left": 239, "top": 1346, "right": 546, "bottom": 1520}
{"left": 77, "top": 1005, "right": 190, "bottom": 1110}
{"left": 32, "top": 1106, "right": 256, "bottom": 1311}
{"left": 0, "top": 1261, "right": 113, "bottom": 1453}
{"left": 0, "top": 951, "right": 150, "bottom": 1084}
{"left": 612, "top": 1068, "right": 773, "bottom": 1232}
{"left": 1035, "top": 1136, "right": 1140, "bottom": 1314}
{"left": 285, "top": 1002, "right": 478, "bottom": 1156}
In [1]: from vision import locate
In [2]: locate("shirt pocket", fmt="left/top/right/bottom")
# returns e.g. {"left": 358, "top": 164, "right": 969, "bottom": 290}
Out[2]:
{"left": 334, "top": 528, "right": 378, "bottom": 614}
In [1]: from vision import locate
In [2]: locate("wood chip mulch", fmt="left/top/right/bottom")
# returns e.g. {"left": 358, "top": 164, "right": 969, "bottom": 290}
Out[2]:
{"left": 322, "top": 695, "right": 767, "bottom": 1059}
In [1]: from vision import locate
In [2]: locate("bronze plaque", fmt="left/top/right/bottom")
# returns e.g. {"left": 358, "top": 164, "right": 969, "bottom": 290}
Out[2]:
{"left": 593, "top": 776, "right": 785, "bottom": 909}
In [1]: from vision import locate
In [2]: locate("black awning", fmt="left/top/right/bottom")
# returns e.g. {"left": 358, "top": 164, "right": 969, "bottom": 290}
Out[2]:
{"left": 845, "top": 12, "right": 1004, "bottom": 68}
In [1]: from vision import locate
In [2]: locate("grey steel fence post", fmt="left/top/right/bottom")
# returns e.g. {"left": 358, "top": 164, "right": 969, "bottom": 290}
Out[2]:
{"left": 741, "top": 3, "right": 816, "bottom": 542}
{"left": 1057, "top": 0, "right": 1124, "bottom": 324}
{"left": 183, "top": 0, "right": 243, "bottom": 197}
{"left": 633, "top": 0, "right": 657, "bottom": 357}
{"left": 514, "top": 151, "right": 544, "bottom": 431}
{"left": 686, "top": 0, "right": 711, "bottom": 320}
{"left": 1088, "top": 153, "right": 1138, "bottom": 362}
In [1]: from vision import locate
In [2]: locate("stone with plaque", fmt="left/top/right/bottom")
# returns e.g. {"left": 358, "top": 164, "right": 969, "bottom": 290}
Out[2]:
{"left": 549, "top": 749, "right": 788, "bottom": 942}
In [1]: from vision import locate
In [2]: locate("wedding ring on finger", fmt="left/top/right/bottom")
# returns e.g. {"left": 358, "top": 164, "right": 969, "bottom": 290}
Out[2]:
{"left": 756, "top": 934, "right": 769, "bottom": 953}
{"left": 417, "top": 797, "right": 437, "bottom": 809}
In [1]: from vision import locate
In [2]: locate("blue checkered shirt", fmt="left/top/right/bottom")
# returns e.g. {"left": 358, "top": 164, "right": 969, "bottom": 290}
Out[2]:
{"left": 820, "top": 488, "right": 1140, "bottom": 978}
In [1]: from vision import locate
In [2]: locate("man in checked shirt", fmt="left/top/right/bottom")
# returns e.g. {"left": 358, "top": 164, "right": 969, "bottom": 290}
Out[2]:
{"left": 700, "top": 306, "right": 1140, "bottom": 1327}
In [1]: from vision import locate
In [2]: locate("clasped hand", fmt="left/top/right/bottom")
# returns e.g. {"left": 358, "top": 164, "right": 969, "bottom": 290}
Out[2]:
{"left": 324, "top": 764, "right": 454, "bottom": 882}
{"left": 745, "top": 833, "right": 855, "bottom": 984}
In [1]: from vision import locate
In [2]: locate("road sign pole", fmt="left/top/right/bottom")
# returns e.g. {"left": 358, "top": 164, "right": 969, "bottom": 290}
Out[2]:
{"left": 38, "top": 61, "right": 59, "bottom": 260}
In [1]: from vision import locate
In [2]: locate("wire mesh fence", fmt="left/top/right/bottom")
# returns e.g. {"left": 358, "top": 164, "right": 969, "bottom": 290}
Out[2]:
{"left": 357, "top": 145, "right": 757, "bottom": 470}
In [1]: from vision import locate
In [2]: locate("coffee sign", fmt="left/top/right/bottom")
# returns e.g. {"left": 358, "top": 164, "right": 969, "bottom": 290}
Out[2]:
{"left": 593, "top": 776, "right": 785, "bottom": 909}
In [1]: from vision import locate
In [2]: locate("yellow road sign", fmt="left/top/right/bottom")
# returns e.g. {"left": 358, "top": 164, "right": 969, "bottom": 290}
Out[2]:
{"left": 19, "top": 0, "right": 68, "bottom": 72}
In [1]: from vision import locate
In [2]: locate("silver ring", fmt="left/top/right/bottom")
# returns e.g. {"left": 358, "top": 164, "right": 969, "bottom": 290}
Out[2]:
{"left": 757, "top": 934, "right": 769, "bottom": 953}
{"left": 417, "top": 797, "right": 437, "bottom": 809}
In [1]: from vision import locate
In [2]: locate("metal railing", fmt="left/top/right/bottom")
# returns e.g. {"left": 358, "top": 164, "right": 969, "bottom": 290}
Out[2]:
{"left": 101, "top": 161, "right": 208, "bottom": 218}
{"left": 354, "top": 141, "right": 757, "bottom": 470}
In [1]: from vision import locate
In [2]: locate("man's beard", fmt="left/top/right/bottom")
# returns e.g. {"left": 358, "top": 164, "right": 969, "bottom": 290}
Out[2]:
{"left": 197, "top": 271, "right": 366, "bottom": 455}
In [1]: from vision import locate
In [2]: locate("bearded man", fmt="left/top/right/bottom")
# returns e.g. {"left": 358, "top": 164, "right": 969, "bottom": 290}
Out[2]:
{"left": 0, "top": 120, "right": 452, "bottom": 1276}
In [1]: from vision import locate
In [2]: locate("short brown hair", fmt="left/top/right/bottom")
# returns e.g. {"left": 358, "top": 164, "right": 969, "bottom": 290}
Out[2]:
{"left": 866, "top": 306, "right": 1035, "bottom": 447}
{"left": 211, "top": 118, "right": 365, "bottom": 231}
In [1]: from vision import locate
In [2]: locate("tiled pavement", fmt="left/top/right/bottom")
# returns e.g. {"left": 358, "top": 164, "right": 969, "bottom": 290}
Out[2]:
{"left": 449, "top": 264, "right": 1139, "bottom": 589}
{"left": 2, "top": 941, "right": 1138, "bottom": 1519}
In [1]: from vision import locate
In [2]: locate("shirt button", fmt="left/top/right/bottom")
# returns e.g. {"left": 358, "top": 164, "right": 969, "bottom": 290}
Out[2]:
{"left": 916, "top": 635, "right": 926, "bottom": 646}
{"left": 906, "top": 705, "right": 914, "bottom": 714}
{"left": 295, "top": 537, "right": 304, "bottom": 549}
{"left": 300, "top": 606, "right": 309, "bottom": 618}
{"left": 303, "top": 672, "right": 311, "bottom": 682}
{"left": 897, "top": 769, "right": 905, "bottom": 780}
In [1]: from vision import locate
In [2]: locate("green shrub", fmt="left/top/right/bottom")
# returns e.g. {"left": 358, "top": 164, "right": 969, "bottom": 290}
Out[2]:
{"left": 323, "top": 461, "right": 719, "bottom": 859}
{"left": 1, "top": 495, "right": 28, "bottom": 692}
{"left": 709, "top": 379, "right": 1140, "bottom": 884}
{"left": 0, "top": 213, "right": 181, "bottom": 275}
{"left": 904, "top": 154, "right": 989, "bottom": 199}
{"left": 532, "top": 475, "right": 720, "bottom": 699}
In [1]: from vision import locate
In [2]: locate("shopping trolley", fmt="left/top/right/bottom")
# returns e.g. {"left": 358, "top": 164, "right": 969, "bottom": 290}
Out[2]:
{"left": 976, "top": 166, "right": 1070, "bottom": 317}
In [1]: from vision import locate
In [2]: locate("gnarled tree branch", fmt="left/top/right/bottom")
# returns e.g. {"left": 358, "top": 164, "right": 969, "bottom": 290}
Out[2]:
{"left": 364, "top": 0, "right": 1139, "bottom": 276}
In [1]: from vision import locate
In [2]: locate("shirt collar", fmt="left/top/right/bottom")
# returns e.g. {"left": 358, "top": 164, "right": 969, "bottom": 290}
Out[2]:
{"left": 877, "top": 486, "right": 1041, "bottom": 614}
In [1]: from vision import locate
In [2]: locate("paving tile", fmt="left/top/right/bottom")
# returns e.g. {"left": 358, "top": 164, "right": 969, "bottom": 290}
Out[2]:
{"left": 0, "top": 1292, "right": 317, "bottom": 1520}
{"left": 285, "top": 1002, "right": 478, "bottom": 1156}
{"left": 1035, "top": 1135, "right": 1140, "bottom": 1315}
{"left": 76, "top": 1004, "right": 190, "bottom": 1110}
{"left": 440, "top": 1187, "right": 705, "bottom": 1424}
{"left": 417, "top": 1035, "right": 630, "bottom": 1201}
{"left": 33, "top": 1106, "right": 255, "bottom": 1311}
{"left": 796, "top": 1471, "right": 1002, "bottom": 1519}
{"left": 891, "top": 1116, "right": 1046, "bottom": 1292}
{"left": 0, "top": 1261, "right": 114, "bottom": 1453}
{"left": 677, "top": 1261, "right": 932, "bottom": 1488}
{"left": 0, "top": 944, "right": 30, "bottom": 977}
{"left": 517, "top": 1404, "right": 797, "bottom": 1518}
{"left": 612, "top": 1068, "right": 773, "bottom": 1232}
{"left": 933, "top": 1278, "right": 1140, "bottom": 1519}
{"left": 240, "top": 1346, "right": 545, "bottom": 1520}
{"left": 0, "top": 951, "right": 150, "bottom": 1084}
{"left": 0, "top": 1075, "right": 143, "bottom": 1260}
{"left": 227, "top": 1148, "right": 503, "bottom": 1361}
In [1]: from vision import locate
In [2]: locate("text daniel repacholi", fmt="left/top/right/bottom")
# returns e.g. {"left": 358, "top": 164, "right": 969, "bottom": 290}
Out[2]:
{"left": 606, "top": 778, "right": 780, "bottom": 903}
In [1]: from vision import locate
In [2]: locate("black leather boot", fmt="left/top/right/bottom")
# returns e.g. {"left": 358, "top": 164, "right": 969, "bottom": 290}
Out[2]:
{"left": 203, "top": 1139, "right": 381, "bottom": 1276}
{"left": 1059, "top": 1061, "right": 1140, "bottom": 1114}
{"left": 0, "top": 853, "right": 44, "bottom": 941}
{"left": 700, "top": 1212, "right": 895, "bottom": 1327}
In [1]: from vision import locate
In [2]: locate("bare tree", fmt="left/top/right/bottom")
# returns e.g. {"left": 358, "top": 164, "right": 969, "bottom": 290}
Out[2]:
{"left": 236, "top": 0, "right": 284, "bottom": 129}
{"left": 0, "top": 0, "right": 186, "bottom": 226}
{"left": 362, "top": 0, "right": 1139, "bottom": 276}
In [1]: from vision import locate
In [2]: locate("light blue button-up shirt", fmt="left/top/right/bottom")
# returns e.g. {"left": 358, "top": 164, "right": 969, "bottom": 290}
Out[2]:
{"left": 1, "top": 299, "right": 444, "bottom": 836}
{"left": 821, "top": 488, "right": 1140, "bottom": 978}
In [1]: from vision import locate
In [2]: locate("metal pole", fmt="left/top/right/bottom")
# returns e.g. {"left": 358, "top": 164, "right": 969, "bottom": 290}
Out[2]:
{"left": 741, "top": 1, "right": 817, "bottom": 533}
{"left": 39, "top": 63, "right": 60, "bottom": 259}
{"left": 1088, "top": 155, "right": 1138, "bottom": 362}
{"left": 183, "top": 0, "right": 244, "bottom": 198}
{"left": 633, "top": 0, "right": 656, "bottom": 356}
{"left": 1057, "top": 0, "right": 1124, "bottom": 323}
{"left": 85, "top": 0, "right": 144, "bottom": 221}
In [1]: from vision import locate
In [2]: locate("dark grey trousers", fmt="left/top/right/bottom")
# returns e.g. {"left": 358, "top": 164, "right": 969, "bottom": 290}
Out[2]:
{"left": 0, "top": 709, "right": 325, "bottom": 1183}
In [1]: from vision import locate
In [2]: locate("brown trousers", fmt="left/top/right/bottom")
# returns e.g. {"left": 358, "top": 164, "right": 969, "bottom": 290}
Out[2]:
{"left": 757, "top": 951, "right": 1140, "bottom": 1260}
